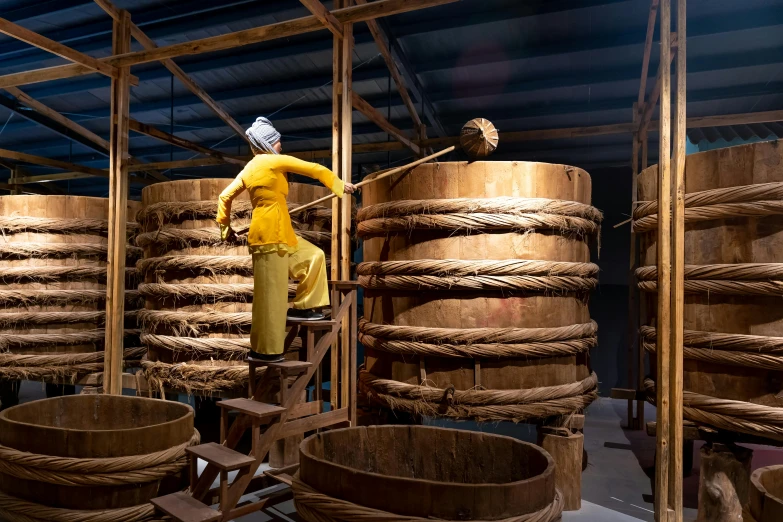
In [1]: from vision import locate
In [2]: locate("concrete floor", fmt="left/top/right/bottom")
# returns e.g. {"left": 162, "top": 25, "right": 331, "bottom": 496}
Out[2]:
{"left": 7, "top": 384, "right": 783, "bottom": 521}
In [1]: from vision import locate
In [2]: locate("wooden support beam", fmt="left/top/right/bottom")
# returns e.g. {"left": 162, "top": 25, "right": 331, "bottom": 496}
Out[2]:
{"left": 127, "top": 157, "right": 227, "bottom": 172}
{"left": 654, "top": 0, "right": 672, "bottom": 519}
{"left": 669, "top": 0, "right": 686, "bottom": 519}
{"left": 340, "top": 20, "right": 353, "bottom": 413}
{"left": 103, "top": 10, "right": 132, "bottom": 396}
{"left": 351, "top": 92, "right": 420, "bottom": 155}
{"left": 128, "top": 119, "right": 245, "bottom": 165}
{"left": 330, "top": 0, "right": 343, "bottom": 412}
{"left": 638, "top": 0, "right": 661, "bottom": 107}
{"left": 353, "top": 0, "right": 423, "bottom": 131}
{"left": 299, "top": 0, "right": 344, "bottom": 38}
{"left": 640, "top": 33, "right": 678, "bottom": 134}
{"left": 94, "top": 0, "right": 250, "bottom": 145}
{"left": 0, "top": 0, "right": 457, "bottom": 88}
{"left": 627, "top": 103, "right": 641, "bottom": 431}
{"left": 0, "top": 148, "right": 106, "bottom": 177}
{"left": 0, "top": 17, "right": 138, "bottom": 86}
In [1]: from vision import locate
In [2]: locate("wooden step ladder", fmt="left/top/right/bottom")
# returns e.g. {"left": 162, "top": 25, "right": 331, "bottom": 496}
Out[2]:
{"left": 151, "top": 282, "right": 358, "bottom": 522}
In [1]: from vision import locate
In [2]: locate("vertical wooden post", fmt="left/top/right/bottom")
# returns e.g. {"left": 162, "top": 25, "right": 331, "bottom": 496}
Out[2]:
{"left": 669, "top": 0, "right": 686, "bottom": 519}
{"left": 627, "top": 103, "right": 640, "bottom": 430}
{"left": 103, "top": 9, "right": 131, "bottom": 396}
{"left": 9, "top": 167, "right": 21, "bottom": 195}
{"left": 340, "top": 20, "right": 354, "bottom": 411}
{"left": 330, "top": 0, "right": 343, "bottom": 411}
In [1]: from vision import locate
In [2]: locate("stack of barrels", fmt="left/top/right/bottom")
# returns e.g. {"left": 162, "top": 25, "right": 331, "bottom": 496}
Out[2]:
{"left": 0, "top": 195, "right": 143, "bottom": 389}
{"left": 637, "top": 141, "right": 783, "bottom": 442}
{"left": 358, "top": 161, "right": 602, "bottom": 423}
{"left": 136, "top": 178, "right": 331, "bottom": 395}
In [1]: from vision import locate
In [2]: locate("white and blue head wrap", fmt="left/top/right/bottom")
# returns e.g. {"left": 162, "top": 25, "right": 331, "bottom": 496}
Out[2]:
{"left": 246, "top": 116, "right": 281, "bottom": 154}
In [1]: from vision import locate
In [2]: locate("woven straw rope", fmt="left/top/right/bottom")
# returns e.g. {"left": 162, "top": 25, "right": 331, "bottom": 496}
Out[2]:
{"left": 292, "top": 477, "right": 564, "bottom": 522}
{"left": 0, "top": 265, "right": 137, "bottom": 283}
{"left": 636, "top": 263, "right": 783, "bottom": 296}
{"left": 0, "top": 310, "right": 137, "bottom": 327}
{"left": 0, "top": 216, "right": 138, "bottom": 235}
{"left": 136, "top": 200, "right": 332, "bottom": 226}
{"left": 0, "top": 430, "right": 199, "bottom": 486}
{"left": 644, "top": 378, "right": 783, "bottom": 442}
{"left": 360, "top": 370, "right": 598, "bottom": 422}
{"left": 0, "top": 243, "right": 142, "bottom": 259}
{"left": 136, "top": 227, "right": 329, "bottom": 249}
{"left": 0, "top": 289, "right": 141, "bottom": 306}
{"left": 141, "top": 358, "right": 251, "bottom": 395}
{"left": 0, "top": 491, "right": 157, "bottom": 522}
{"left": 138, "top": 282, "right": 296, "bottom": 301}
{"left": 359, "top": 319, "right": 597, "bottom": 359}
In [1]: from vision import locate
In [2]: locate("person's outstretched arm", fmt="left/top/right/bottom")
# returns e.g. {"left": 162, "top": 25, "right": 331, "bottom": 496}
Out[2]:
{"left": 216, "top": 172, "right": 246, "bottom": 240}
{"left": 275, "top": 155, "right": 355, "bottom": 195}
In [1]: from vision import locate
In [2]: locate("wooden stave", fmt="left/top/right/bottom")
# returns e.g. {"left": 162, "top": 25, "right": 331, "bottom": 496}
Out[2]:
{"left": 360, "top": 161, "right": 597, "bottom": 418}
{"left": 0, "top": 395, "right": 194, "bottom": 510}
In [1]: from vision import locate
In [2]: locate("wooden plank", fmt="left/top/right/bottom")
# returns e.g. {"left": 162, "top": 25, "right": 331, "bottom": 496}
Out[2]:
{"left": 151, "top": 492, "right": 221, "bottom": 522}
{"left": 628, "top": 103, "right": 641, "bottom": 430}
{"left": 299, "top": 0, "right": 343, "bottom": 38}
{"left": 640, "top": 33, "right": 677, "bottom": 134}
{"left": 330, "top": 11, "right": 342, "bottom": 411}
{"left": 340, "top": 21, "right": 353, "bottom": 413}
{"left": 275, "top": 408, "right": 349, "bottom": 440}
{"left": 94, "top": 0, "right": 249, "bottom": 144}
{"left": 186, "top": 443, "right": 255, "bottom": 472}
{"left": 0, "top": 148, "right": 106, "bottom": 177}
{"left": 128, "top": 119, "right": 245, "bottom": 164}
{"left": 0, "top": 0, "right": 457, "bottom": 87}
{"left": 353, "top": 0, "right": 422, "bottom": 130}
{"left": 127, "top": 157, "right": 226, "bottom": 172}
{"left": 655, "top": 0, "right": 672, "bottom": 519}
{"left": 103, "top": 10, "right": 131, "bottom": 396}
{"left": 669, "top": 0, "right": 686, "bottom": 519}
{"left": 352, "top": 92, "right": 420, "bottom": 154}
{"left": 638, "top": 0, "right": 660, "bottom": 107}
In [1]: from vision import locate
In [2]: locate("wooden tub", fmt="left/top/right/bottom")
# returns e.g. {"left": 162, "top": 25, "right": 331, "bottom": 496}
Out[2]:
{"left": 749, "top": 465, "right": 783, "bottom": 522}
{"left": 0, "top": 395, "right": 195, "bottom": 514}
{"left": 294, "top": 425, "right": 562, "bottom": 521}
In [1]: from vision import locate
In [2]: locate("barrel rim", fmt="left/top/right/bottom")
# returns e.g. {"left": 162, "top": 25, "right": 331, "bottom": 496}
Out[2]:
{"left": 750, "top": 464, "right": 783, "bottom": 517}
{"left": 299, "top": 425, "right": 556, "bottom": 518}
{"left": 0, "top": 394, "right": 193, "bottom": 436}
{"left": 361, "top": 160, "right": 592, "bottom": 183}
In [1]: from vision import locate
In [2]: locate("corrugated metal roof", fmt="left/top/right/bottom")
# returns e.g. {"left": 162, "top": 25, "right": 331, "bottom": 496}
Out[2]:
{"left": 0, "top": 0, "right": 780, "bottom": 197}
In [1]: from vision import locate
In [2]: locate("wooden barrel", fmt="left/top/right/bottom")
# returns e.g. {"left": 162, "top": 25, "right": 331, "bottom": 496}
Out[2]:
{"left": 358, "top": 161, "right": 602, "bottom": 422}
{"left": 750, "top": 465, "right": 783, "bottom": 522}
{"left": 137, "top": 178, "right": 330, "bottom": 395}
{"left": 294, "top": 425, "right": 562, "bottom": 521}
{"left": 0, "top": 195, "right": 143, "bottom": 384}
{"left": 636, "top": 141, "right": 783, "bottom": 442}
{"left": 0, "top": 395, "right": 196, "bottom": 518}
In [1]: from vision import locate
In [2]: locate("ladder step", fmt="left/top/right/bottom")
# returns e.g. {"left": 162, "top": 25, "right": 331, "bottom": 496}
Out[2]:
{"left": 285, "top": 318, "right": 335, "bottom": 329}
{"left": 267, "top": 360, "right": 312, "bottom": 375}
{"left": 218, "top": 398, "right": 286, "bottom": 419}
{"left": 151, "top": 492, "right": 221, "bottom": 522}
{"left": 185, "top": 443, "right": 255, "bottom": 471}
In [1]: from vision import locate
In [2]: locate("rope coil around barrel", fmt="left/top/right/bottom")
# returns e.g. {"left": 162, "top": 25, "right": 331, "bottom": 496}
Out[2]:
{"left": 0, "top": 289, "right": 142, "bottom": 307}
{"left": 0, "top": 266, "right": 137, "bottom": 283}
{"left": 136, "top": 200, "right": 332, "bottom": 226}
{"left": 0, "top": 430, "right": 199, "bottom": 487}
{"left": 137, "top": 255, "right": 252, "bottom": 276}
{"left": 135, "top": 227, "right": 330, "bottom": 249}
{"left": 358, "top": 259, "right": 598, "bottom": 293}
{"left": 633, "top": 181, "right": 783, "bottom": 233}
{"left": 138, "top": 282, "right": 296, "bottom": 302}
{"left": 0, "top": 216, "right": 137, "bottom": 235}
{"left": 0, "top": 347, "right": 146, "bottom": 381}
{"left": 0, "top": 243, "right": 142, "bottom": 259}
{"left": 0, "top": 310, "right": 137, "bottom": 327}
{"left": 356, "top": 197, "right": 602, "bottom": 239}
{"left": 643, "top": 378, "right": 783, "bottom": 442}
{"left": 360, "top": 370, "right": 598, "bottom": 422}
{"left": 0, "top": 329, "right": 140, "bottom": 350}
{"left": 141, "top": 358, "right": 251, "bottom": 395}
{"left": 641, "top": 326, "right": 783, "bottom": 371}
{"left": 141, "top": 333, "right": 250, "bottom": 357}
{"left": 0, "top": 491, "right": 157, "bottom": 522}
{"left": 359, "top": 319, "right": 598, "bottom": 359}
{"left": 636, "top": 263, "right": 783, "bottom": 296}
{"left": 291, "top": 477, "right": 564, "bottom": 522}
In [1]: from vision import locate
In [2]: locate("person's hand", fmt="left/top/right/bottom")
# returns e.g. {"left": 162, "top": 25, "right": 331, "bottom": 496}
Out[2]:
{"left": 219, "top": 224, "right": 237, "bottom": 242}
{"left": 344, "top": 182, "right": 358, "bottom": 194}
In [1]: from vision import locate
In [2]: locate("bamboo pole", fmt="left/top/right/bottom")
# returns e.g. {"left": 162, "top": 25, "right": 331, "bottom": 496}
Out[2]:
{"left": 654, "top": 0, "right": 673, "bottom": 519}
{"left": 668, "top": 0, "right": 686, "bottom": 518}
{"left": 103, "top": 10, "right": 132, "bottom": 396}
{"left": 340, "top": 20, "right": 353, "bottom": 413}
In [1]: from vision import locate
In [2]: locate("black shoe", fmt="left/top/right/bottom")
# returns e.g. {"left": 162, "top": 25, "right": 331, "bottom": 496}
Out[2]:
{"left": 247, "top": 351, "right": 286, "bottom": 363}
{"left": 287, "top": 308, "right": 326, "bottom": 321}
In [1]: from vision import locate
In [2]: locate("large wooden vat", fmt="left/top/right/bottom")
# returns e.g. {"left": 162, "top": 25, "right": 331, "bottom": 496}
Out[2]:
{"left": 637, "top": 141, "right": 783, "bottom": 441}
{"left": 750, "top": 465, "right": 783, "bottom": 522}
{"left": 294, "top": 425, "right": 562, "bottom": 521}
{"left": 359, "top": 161, "right": 602, "bottom": 422}
{"left": 0, "top": 395, "right": 196, "bottom": 520}
{"left": 0, "top": 195, "right": 143, "bottom": 384}
{"left": 137, "top": 178, "right": 330, "bottom": 394}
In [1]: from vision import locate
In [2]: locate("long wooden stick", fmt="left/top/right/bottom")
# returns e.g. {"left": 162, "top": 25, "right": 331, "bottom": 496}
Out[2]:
{"left": 289, "top": 145, "right": 456, "bottom": 213}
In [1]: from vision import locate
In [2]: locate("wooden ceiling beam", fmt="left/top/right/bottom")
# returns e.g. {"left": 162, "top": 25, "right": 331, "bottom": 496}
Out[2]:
{"left": 0, "top": 148, "right": 107, "bottom": 177}
{"left": 127, "top": 157, "right": 227, "bottom": 172}
{"left": 351, "top": 92, "right": 420, "bottom": 155}
{"left": 94, "top": 0, "right": 250, "bottom": 145}
{"left": 0, "top": 0, "right": 457, "bottom": 87}
{"left": 0, "top": 17, "right": 138, "bottom": 86}
{"left": 299, "top": 0, "right": 344, "bottom": 38}
{"left": 637, "top": 0, "right": 660, "bottom": 108}
{"left": 128, "top": 119, "right": 246, "bottom": 165}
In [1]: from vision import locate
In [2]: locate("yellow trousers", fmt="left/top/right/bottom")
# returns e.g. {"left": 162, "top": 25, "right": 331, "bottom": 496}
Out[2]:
{"left": 250, "top": 236, "right": 330, "bottom": 355}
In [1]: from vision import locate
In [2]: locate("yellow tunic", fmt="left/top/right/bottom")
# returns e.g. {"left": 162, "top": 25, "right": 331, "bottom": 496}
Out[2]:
{"left": 216, "top": 153, "right": 344, "bottom": 251}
